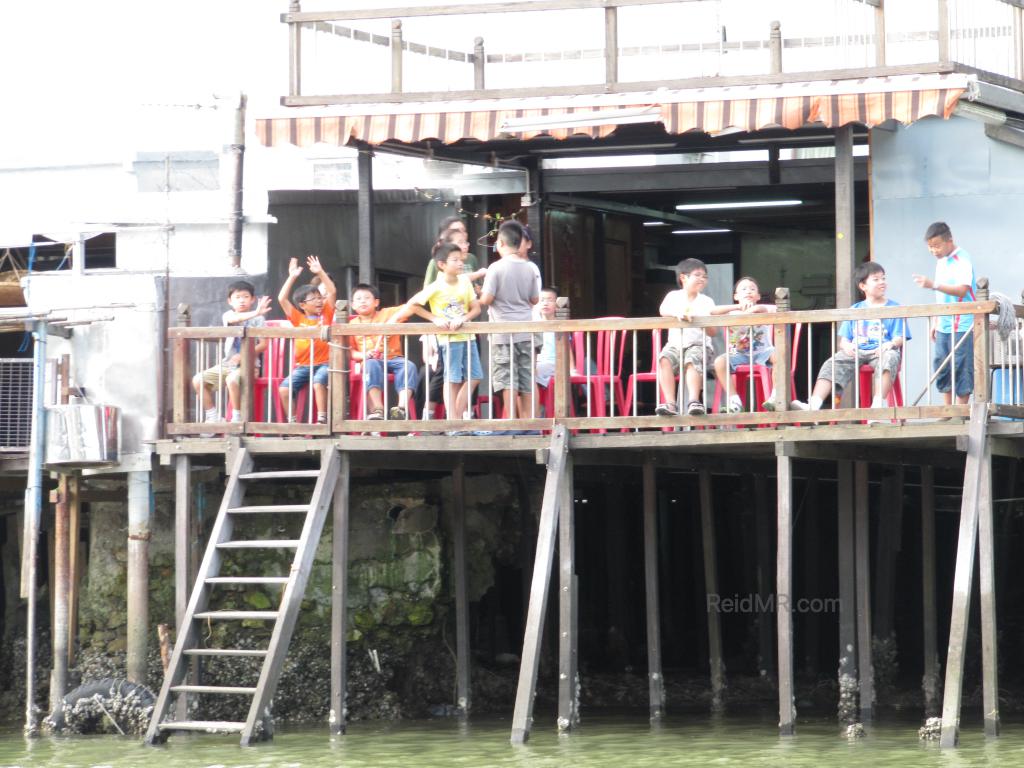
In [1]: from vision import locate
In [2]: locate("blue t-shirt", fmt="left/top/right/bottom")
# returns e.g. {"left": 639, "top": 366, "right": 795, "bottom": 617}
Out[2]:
{"left": 839, "top": 299, "right": 911, "bottom": 352}
{"left": 933, "top": 247, "right": 976, "bottom": 334}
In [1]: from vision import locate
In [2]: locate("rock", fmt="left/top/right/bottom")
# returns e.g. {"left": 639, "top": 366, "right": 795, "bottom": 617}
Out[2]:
{"left": 919, "top": 717, "right": 942, "bottom": 741}
{"left": 845, "top": 722, "right": 866, "bottom": 740}
{"left": 391, "top": 504, "right": 437, "bottom": 535}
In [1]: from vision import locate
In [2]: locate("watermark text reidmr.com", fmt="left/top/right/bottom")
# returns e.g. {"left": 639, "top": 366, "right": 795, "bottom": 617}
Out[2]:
{"left": 706, "top": 593, "right": 840, "bottom": 614}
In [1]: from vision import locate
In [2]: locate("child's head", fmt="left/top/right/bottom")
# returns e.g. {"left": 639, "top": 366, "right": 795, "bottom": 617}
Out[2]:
{"left": 924, "top": 221, "right": 955, "bottom": 258}
{"left": 733, "top": 276, "right": 761, "bottom": 304}
{"left": 855, "top": 261, "right": 887, "bottom": 299}
{"left": 226, "top": 280, "right": 256, "bottom": 311}
{"left": 350, "top": 283, "right": 380, "bottom": 317}
{"left": 676, "top": 258, "right": 709, "bottom": 292}
{"left": 437, "top": 215, "right": 467, "bottom": 238}
{"left": 292, "top": 284, "right": 325, "bottom": 316}
{"left": 497, "top": 220, "right": 525, "bottom": 254}
{"left": 439, "top": 227, "right": 470, "bottom": 254}
{"left": 539, "top": 286, "right": 558, "bottom": 317}
{"left": 432, "top": 241, "right": 464, "bottom": 276}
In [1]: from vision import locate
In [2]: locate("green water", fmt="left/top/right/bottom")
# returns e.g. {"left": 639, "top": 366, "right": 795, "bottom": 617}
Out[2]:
{"left": 1, "top": 712, "right": 1021, "bottom": 767}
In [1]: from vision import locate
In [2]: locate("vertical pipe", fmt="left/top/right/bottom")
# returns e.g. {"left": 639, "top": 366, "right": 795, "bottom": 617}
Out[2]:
{"left": 921, "top": 464, "right": 940, "bottom": 716}
{"left": 226, "top": 93, "right": 246, "bottom": 270}
{"left": 776, "top": 449, "right": 796, "bottom": 735}
{"left": 700, "top": 469, "right": 725, "bottom": 711}
{"left": 127, "top": 471, "right": 151, "bottom": 684}
{"left": 330, "top": 452, "right": 351, "bottom": 736}
{"left": 174, "top": 455, "right": 192, "bottom": 720}
{"left": 854, "top": 461, "right": 874, "bottom": 721}
{"left": 391, "top": 20, "right": 403, "bottom": 94}
{"left": 288, "top": 1, "right": 302, "bottom": 97}
{"left": 557, "top": 453, "right": 578, "bottom": 730}
{"left": 474, "top": 37, "right": 485, "bottom": 89}
{"left": 769, "top": 20, "right": 782, "bottom": 74}
{"left": 837, "top": 461, "right": 859, "bottom": 723}
{"left": 605, "top": 6, "right": 618, "bottom": 85}
{"left": 453, "top": 459, "right": 471, "bottom": 714}
{"left": 835, "top": 125, "right": 856, "bottom": 308}
{"left": 357, "top": 147, "right": 374, "bottom": 284}
{"left": 49, "top": 474, "right": 70, "bottom": 712}
{"left": 22, "top": 320, "right": 47, "bottom": 735}
{"left": 642, "top": 457, "right": 664, "bottom": 719}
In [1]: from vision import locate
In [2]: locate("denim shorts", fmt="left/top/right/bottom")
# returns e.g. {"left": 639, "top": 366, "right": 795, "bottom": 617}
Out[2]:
{"left": 363, "top": 356, "right": 419, "bottom": 393}
{"left": 724, "top": 346, "right": 774, "bottom": 373}
{"left": 441, "top": 340, "right": 482, "bottom": 384}
{"left": 280, "top": 362, "right": 329, "bottom": 391}
{"left": 934, "top": 330, "right": 974, "bottom": 396}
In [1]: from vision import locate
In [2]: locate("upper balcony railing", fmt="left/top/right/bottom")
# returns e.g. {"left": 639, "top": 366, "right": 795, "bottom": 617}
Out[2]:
{"left": 166, "top": 281, "right": 1024, "bottom": 440}
{"left": 280, "top": 0, "right": 1024, "bottom": 106}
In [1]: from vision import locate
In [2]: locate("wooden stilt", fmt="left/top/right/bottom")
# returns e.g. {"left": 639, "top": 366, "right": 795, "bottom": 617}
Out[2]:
{"left": 836, "top": 461, "right": 858, "bottom": 723}
{"left": 699, "top": 469, "right": 726, "bottom": 712}
{"left": 49, "top": 474, "right": 70, "bottom": 712}
{"left": 511, "top": 426, "right": 569, "bottom": 745}
{"left": 66, "top": 475, "right": 81, "bottom": 668}
{"left": 330, "top": 452, "right": 351, "bottom": 736}
{"left": 940, "top": 403, "right": 989, "bottom": 748}
{"left": 642, "top": 457, "right": 665, "bottom": 719}
{"left": 557, "top": 453, "right": 577, "bottom": 731}
{"left": 854, "top": 461, "right": 875, "bottom": 722}
{"left": 453, "top": 458, "right": 472, "bottom": 715}
{"left": 174, "top": 456, "right": 192, "bottom": 721}
{"left": 874, "top": 467, "right": 904, "bottom": 644}
{"left": 775, "top": 448, "right": 795, "bottom": 736}
{"left": 802, "top": 477, "right": 820, "bottom": 678}
{"left": 753, "top": 474, "right": 775, "bottom": 682}
{"left": 920, "top": 465, "right": 940, "bottom": 716}
{"left": 978, "top": 444, "right": 999, "bottom": 738}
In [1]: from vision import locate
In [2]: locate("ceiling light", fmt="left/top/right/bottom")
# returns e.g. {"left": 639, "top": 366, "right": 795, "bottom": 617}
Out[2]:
{"left": 675, "top": 200, "right": 802, "bottom": 211}
{"left": 643, "top": 221, "right": 671, "bottom": 227}
{"left": 671, "top": 228, "right": 732, "bottom": 235}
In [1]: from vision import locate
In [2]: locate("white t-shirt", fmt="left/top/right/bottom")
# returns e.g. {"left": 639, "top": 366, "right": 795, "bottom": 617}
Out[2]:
{"left": 659, "top": 290, "right": 716, "bottom": 350}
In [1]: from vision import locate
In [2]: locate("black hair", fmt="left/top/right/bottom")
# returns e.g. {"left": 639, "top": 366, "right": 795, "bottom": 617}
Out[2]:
{"left": 925, "top": 221, "right": 952, "bottom": 241}
{"left": 432, "top": 241, "right": 463, "bottom": 265}
{"left": 497, "top": 220, "right": 524, "bottom": 250}
{"left": 351, "top": 283, "right": 379, "bottom": 300}
{"left": 292, "top": 284, "right": 320, "bottom": 305}
{"left": 436, "top": 215, "right": 465, "bottom": 237}
{"left": 677, "top": 257, "right": 708, "bottom": 277}
{"left": 226, "top": 280, "right": 255, "bottom": 298}
{"left": 540, "top": 285, "right": 559, "bottom": 295}
{"left": 733, "top": 276, "right": 760, "bottom": 293}
{"left": 855, "top": 261, "right": 885, "bottom": 286}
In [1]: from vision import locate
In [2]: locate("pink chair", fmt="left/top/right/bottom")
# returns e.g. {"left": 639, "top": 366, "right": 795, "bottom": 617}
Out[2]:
{"left": 570, "top": 322, "right": 628, "bottom": 425}
{"left": 713, "top": 322, "right": 802, "bottom": 414}
{"left": 623, "top": 329, "right": 662, "bottom": 415}
{"left": 857, "top": 364, "right": 904, "bottom": 407}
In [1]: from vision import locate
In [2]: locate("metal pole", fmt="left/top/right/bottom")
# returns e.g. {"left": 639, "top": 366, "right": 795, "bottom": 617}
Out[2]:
{"left": 127, "top": 471, "right": 151, "bottom": 684}
{"left": 391, "top": 20, "right": 403, "bottom": 93}
{"left": 226, "top": 93, "right": 247, "bottom": 270}
{"left": 22, "top": 320, "right": 47, "bottom": 736}
{"left": 474, "top": 37, "right": 486, "bottom": 89}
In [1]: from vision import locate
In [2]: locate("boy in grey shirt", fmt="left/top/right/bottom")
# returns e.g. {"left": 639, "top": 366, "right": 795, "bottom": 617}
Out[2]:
{"left": 480, "top": 220, "right": 542, "bottom": 419}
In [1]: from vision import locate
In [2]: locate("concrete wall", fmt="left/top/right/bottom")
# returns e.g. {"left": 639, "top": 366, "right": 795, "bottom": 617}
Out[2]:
{"left": 871, "top": 114, "right": 1024, "bottom": 402}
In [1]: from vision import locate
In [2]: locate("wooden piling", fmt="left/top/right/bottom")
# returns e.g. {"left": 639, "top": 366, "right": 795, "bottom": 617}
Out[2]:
{"left": 174, "top": 455, "right": 193, "bottom": 720}
{"left": 802, "top": 477, "right": 820, "bottom": 678}
{"left": 775, "top": 448, "right": 795, "bottom": 735}
{"left": 836, "top": 461, "right": 858, "bottom": 723}
{"left": 49, "top": 474, "right": 70, "bottom": 712}
{"left": 874, "top": 467, "right": 904, "bottom": 643}
{"left": 642, "top": 457, "right": 665, "bottom": 719}
{"left": 978, "top": 444, "right": 999, "bottom": 737}
{"left": 557, "top": 453, "right": 578, "bottom": 731}
{"left": 699, "top": 469, "right": 726, "bottom": 711}
{"left": 920, "top": 465, "right": 940, "bottom": 716}
{"left": 854, "top": 461, "right": 875, "bottom": 721}
{"left": 66, "top": 475, "right": 81, "bottom": 667}
{"left": 453, "top": 458, "right": 471, "bottom": 714}
{"left": 330, "top": 452, "right": 351, "bottom": 736}
{"left": 753, "top": 474, "right": 774, "bottom": 681}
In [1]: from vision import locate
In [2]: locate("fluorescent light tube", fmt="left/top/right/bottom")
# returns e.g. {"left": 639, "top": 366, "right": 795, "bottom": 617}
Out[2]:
{"left": 675, "top": 200, "right": 802, "bottom": 210}
{"left": 671, "top": 228, "right": 732, "bottom": 235}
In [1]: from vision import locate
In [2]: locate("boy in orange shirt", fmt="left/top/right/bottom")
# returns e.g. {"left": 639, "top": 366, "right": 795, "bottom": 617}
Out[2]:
{"left": 349, "top": 284, "right": 418, "bottom": 419}
{"left": 278, "top": 255, "right": 336, "bottom": 423}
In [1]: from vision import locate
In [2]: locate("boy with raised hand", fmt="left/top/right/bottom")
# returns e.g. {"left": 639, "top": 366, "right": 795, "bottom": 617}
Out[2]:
{"left": 407, "top": 242, "right": 483, "bottom": 429}
{"left": 348, "top": 284, "right": 418, "bottom": 420}
{"left": 792, "top": 261, "right": 910, "bottom": 411}
{"left": 712, "top": 276, "right": 778, "bottom": 413}
{"left": 277, "top": 255, "right": 336, "bottom": 424}
{"left": 193, "top": 280, "right": 271, "bottom": 426}
{"left": 479, "top": 220, "right": 542, "bottom": 421}
{"left": 656, "top": 258, "right": 717, "bottom": 416}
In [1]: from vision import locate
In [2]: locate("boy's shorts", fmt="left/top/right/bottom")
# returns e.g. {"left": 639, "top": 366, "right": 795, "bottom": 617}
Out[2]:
{"left": 195, "top": 363, "right": 241, "bottom": 388}
{"left": 659, "top": 343, "right": 711, "bottom": 377}
{"left": 724, "top": 346, "right": 775, "bottom": 373}
{"left": 492, "top": 340, "right": 534, "bottom": 392}
{"left": 441, "top": 340, "right": 482, "bottom": 384}
{"left": 816, "top": 347, "right": 901, "bottom": 393}
{"left": 934, "top": 330, "right": 974, "bottom": 396}
{"left": 280, "top": 363, "right": 329, "bottom": 392}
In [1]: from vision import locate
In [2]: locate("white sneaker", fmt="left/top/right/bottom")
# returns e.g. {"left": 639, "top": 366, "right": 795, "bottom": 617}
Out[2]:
{"left": 230, "top": 411, "right": 243, "bottom": 423}
{"left": 727, "top": 395, "right": 743, "bottom": 414}
{"left": 790, "top": 400, "right": 810, "bottom": 411}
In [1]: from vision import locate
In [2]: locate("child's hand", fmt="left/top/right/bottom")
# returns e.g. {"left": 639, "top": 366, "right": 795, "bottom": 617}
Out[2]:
{"left": 255, "top": 296, "right": 272, "bottom": 316}
{"left": 912, "top": 273, "right": 932, "bottom": 290}
{"left": 288, "top": 257, "right": 303, "bottom": 279}
{"left": 678, "top": 312, "right": 692, "bottom": 323}
{"left": 448, "top": 316, "right": 465, "bottom": 331}
{"left": 433, "top": 317, "right": 450, "bottom": 330}
{"left": 307, "top": 255, "right": 323, "bottom": 275}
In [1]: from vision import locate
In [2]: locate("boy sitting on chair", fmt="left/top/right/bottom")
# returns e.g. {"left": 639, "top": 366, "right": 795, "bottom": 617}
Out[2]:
{"left": 712, "top": 276, "right": 778, "bottom": 413}
{"left": 348, "top": 284, "right": 418, "bottom": 420}
{"left": 656, "top": 258, "right": 717, "bottom": 416}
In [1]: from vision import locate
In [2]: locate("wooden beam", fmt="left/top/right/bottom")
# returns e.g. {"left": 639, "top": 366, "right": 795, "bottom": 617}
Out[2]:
{"left": 873, "top": 467, "right": 904, "bottom": 642}
{"left": 511, "top": 425, "right": 569, "bottom": 744}
{"left": 174, "top": 456, "right": 193, "bottom": 721}
{"left": 978, "top": 442, "right": 999, "bottom": 737}
{"left": 330, "top": 452, "right": 351, "bottom": 735}
{"left": 854, "top": 461, "right": 875, "bottom": 721}
{"left": 357, "top": 148, "right": 374, "bottom": 284}
{"left": 699, "top": 469, "right": 725, "bottom": 712}
{"left": 836, "top": 461, "right": 858, "bottom": 723}
{"left": 642, "top": 457, "right": 665, "bottom": 719}
{"left": 49, "top": 474, "right": 70, "bottom": 712}
{"left": 835, "top": 124, "right": 856, "bottom": 308}
{"left": 801, "top": 477, "right": 820, "bottom": 678}
{"left": 778, "top": 439, "right": 963, "bottom": 470}
{"left": 66, "top": 474, "right": 81, "bottom": 667}
{"left": 453, "top": 458, "right": 471, "bottom": 714}
{"left": 285, "top": 0, "right": 682, "bottom": 23}
{"left": 921, "top": 465, "right": 941, "bottom": 716}
{"left": 775, "top": 447, "right": 796, "bottom": 735}
{"left": 557, "top": 453, "right": 578, "bottom": 731}
{"left": 753, "top": 474, "right": 775, "bottom": 682}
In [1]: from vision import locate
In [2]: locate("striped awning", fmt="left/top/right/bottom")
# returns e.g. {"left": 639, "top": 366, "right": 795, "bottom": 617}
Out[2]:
{"left": 256, "top": 73, "right": 975, "bottom": 148}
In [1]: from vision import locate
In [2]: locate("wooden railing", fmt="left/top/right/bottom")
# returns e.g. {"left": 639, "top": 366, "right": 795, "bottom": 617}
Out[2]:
{"left": 166, "top": 292, "right": 1024, "bottom": 438}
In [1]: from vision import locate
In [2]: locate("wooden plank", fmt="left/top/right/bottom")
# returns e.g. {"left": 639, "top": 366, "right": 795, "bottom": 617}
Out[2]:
{"left": 940, "top": 403, "right": 989, "bottom": 748}
{"left": 978, "top": 441, "right": 999, "bottom": 737}
{"left": 753, "top": 474, "right": 775, "bottom": 682}
{"left": 49, "top": 474, "right": 69, "bottom": 711}
{"left": 239, "top": 336, "right": 254, "bottom": 422}
{"left": 836, "top": 461, "right": 858, "bottom": 723}
{"left": 330, "top": 452, "right": 351, "bottom": 736}
{"left": 854, "top": 460, "right": 875, "bottom": 721}
{"left": 778, "top": 439, "right": 964, "bottom": 470}
{"left": 285, "top": 0, "right": 685, "bottom": 23}
{"left": 642, "top": 457, "right": 665, "bottom": 719}
{"left": 775, "top": 448, "right": 796, "bottom": 735}
{"left": 510, "top": 425, "right": 569, "bottom": 744}
{"left": 921, "top": 465, "right": 940, "bottom": 716}
{"left": 604, "top": 6, "right": 618, "bottom": 84}
{"left": 974, "top": 284, "right": 991, "bottom": 403}
{"left": 699, "top": 469, "right": 725, "bottom": 712}
{"left": 168, "top": 326, "right": 244, "bottom": 340}
{"left": 554, "top": 332, "right": 571, "bottom": 418}
{"left": 557, "top": 453, "right": 578, "bottom": 730}
{"left": 835, "top": 124, "right": 856, "bottom": 308}
{"left": 357, "top": 149, "right": 374, "bottom": 283}
{"left": 453, "top": 458, "right": 471, "bottom": 714}
{"left": 172, "top": 338, "right": 188, "bottom": 425}
{"left": 174, "top": 455, "right": 193, "bottom": 722}
{"left": 330, "top": 331, "right": 347, "bottom": 429}
{"left": 772, "top": 290, "right": 791, "bottom": 408}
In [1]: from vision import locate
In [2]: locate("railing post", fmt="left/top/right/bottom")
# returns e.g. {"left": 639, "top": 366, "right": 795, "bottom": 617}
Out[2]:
{"left": 239, "top": 327, "right": 254, "bottom": 425}
{"left": 938, "top": 0, "right": 950, "bottom": 62}
{"left": 773, "top": 288, "right": 792, "bottom": 411}
{"left": 605, "top": 6, "right": 618, "bottom": 85}
{"left": 554, "top": 299, "right": 572, "bottom": 419}
{"left": 474, "top": 37, "right": 486, "bottom": 90}
{"left": 1014, "top": 4, "right": 1023, "bottom": 81}
{"left": 330, "top": 328, "right": 348, "bottom": 430}
{"left": 391, "top": 20, "right": 403, "bottom": 94}
{"left": 874, "top": 1, "right": 886, "bottom": 67}
{"left": 172, "top": 304, "right": 190, "bottom": 426}
{"left": 769, "top": 21, "right": 782, "bottom": 74}
{"left": 974, "top": 277, "right": 990, "bottom": 404}
{"left": 288, "top": 1, "right": 302, "bottom": 98}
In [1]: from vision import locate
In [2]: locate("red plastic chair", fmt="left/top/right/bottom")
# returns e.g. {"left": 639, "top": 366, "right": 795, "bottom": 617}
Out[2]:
{"left": 241, "top": 319, "right": 289, "bottom": 423}
{"left": 570, "top": 323, "right": 628, "bottom": 424}
{"left": 623, "top": 329, "right": 662, "bottom": 415}
{"left": 857, "top": 364, "right": 904, "bottom": 407}
{"left": 713, "top": 322, "right": 802, "bottom": 413}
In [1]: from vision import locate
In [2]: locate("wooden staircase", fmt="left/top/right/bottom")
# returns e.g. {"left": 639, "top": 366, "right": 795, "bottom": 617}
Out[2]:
{"left": 144, "top": 446, "right": 341, "bottom": 745}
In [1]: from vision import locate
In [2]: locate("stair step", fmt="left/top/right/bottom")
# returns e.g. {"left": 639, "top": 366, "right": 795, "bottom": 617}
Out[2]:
{"left": 228, "top": 504, "right": 310, "bottom": 514}
{"left": 170, "top": 684, "right": 257, "bottom": 695}
{"left": 205, "top": 576, "right": 289, "bottom": 586}
{"left": 194, "top": 610, "right": 279, "bottom": 621}
{"left": 238, "top": 470, "right": 320, "bottom": 480}
{"left": 217, "top": 540, "right": 300, "bottom": 549}
{"left": 157, "top": 720, "right": 246, "bottom": 733}
{"left": 183, "top": 648, "right": 269, "bottom": 658}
